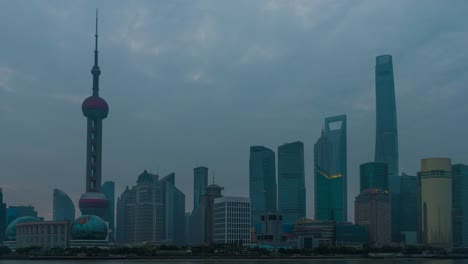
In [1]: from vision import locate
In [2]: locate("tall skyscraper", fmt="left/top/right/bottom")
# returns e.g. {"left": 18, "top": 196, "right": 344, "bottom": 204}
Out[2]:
{"left": 78, "top": 13, "right": 109, "bottom": 219}
{"left": 355, "top": 188, "right": 392, "bottom": 247}
{"left": 399, "top": 173, "right": 418, "bottom": 244}
{"left": 360, "top": 162, "right": 388, "bottom": 192}
{"left": 160, "top": 173, "right": 186, "bottom": 245}
{"left": 452, "top": 164, "right": 468, "bottom": 247}
{"left": 418, "top": 158, "right": 452, "bottom": 248}
{"left": 116, "top": 186, "right": 130, "bottom": 244}
{"left": 278, "top": 141, "right": 305, "bottom": 225}
{"left": 193, "top": 167, "right": 208, "bottom": 211}
{"left": 102, "top": 181, "right": 115, "bottom": 237}
{"left": 53, "top": 189, "right": 75, "bottom": 221}
{"left": 314, "top": 115, "right": 347, "bottom": 222}
{"left": 214, "top": 196, "right": 251, "bottom": 244}
{"left": 0, "top": 188, "right": 6, "bottom": 244}
{"left": 249, "top": 146, "right": 277, "bottom": 229}
{"left": 374, "top": 55, "right": 399, "bottom": 191}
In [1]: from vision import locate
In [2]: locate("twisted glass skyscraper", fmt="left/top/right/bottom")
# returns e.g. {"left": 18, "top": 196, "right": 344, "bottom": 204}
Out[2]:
{"left": 375, "top": 55, "right": 399, "bottom": 191}
{"left": 314, "top": 115, "right": 347, "bottom": 222}
{"left": 278, "top": 141, "right": 305, "bottom": 225}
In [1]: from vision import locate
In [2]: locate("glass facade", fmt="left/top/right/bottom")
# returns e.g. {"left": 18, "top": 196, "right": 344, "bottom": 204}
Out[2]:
{"left": 314, "top": 115, "right": 347, "bottom": 222}
{"left": 336, "top": 222, "right": 367, "bottom": 246}
{"left": 53, "top": 189, "right": 75, "bottom": 222}
{"left": 249, "top": 146, "right": 277, "bottom": 229}
{"left": 193, "top": 167, "right": 208, "bottom": 211}
{"left": 160, "top": 173, "right": 186, "bottom": 245}
{"left": 375, "top": 55, "right": 399, "bottom": 191}
{"left": 0, "top": 189, "right": 6, "bottom": 244}
{"left": 360, "top": 162, "right": 388, "bottom": 192}
{"left": 101, "top": 181, "right": 115, "bottom": 235}
{"left": 278, "top": 141, "right": 305, "bottom": 225}
{"left": 452, "top": 164, "right": 468, "bottom": 247}
{"left": 399, "top": 173, "right": 418, "bottom": 233}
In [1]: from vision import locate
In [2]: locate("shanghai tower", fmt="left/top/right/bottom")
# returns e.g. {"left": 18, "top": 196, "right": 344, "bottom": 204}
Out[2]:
{"left": 375, "top": 55, "right": 398, "bottom": 190}
{"left": 78, "top": 12, "right": 110, "bottom": 219}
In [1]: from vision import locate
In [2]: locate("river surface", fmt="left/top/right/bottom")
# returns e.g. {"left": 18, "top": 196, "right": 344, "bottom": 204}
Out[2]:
{"left": 1, "top": 259, "right": 468, "bottom": 264}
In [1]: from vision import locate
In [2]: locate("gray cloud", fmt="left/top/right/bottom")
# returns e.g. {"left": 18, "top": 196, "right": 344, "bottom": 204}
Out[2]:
{"left": 0, "top": 0, "right": 467, "bottom": 220}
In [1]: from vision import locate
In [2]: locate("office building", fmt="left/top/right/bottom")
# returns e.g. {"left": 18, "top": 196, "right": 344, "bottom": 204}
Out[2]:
{"left": 53, "top": 189, "right": 75, "bottom": 221}
{"left": 194, "top": 167, "right": 208, "bottom": 211}
{"left": 336, "top": 222, "right": 367, "bottom": 248}
{"left": 418, "top": 158, "right": 452, "bottom": 248}
{"left": 374, "top": 55, "right": 399, "bottom": 190}
{"left": 3, "top": 216, "right": 42, "bottom": 249}
{"left": 78, "top": 13, "right": 109, "bottom": 219}
{"left": 190, "top": 183, "right": 223, "bottom": 245}
{"left": 355, "top": 188, "right": 391, "bottom": 247}
{"left": 249, "top": 146, "right": 277, "bottom": 229}
{"left": 314, "top": 115, "right": 347, "bottom": 222}
{"left": 213, "top": 196, "right": 251, "bottom": 244}
{"left": 360, "top": 162, "right": 388, "bottom": 192}
{"left": 0, "top": 188, "right": 6, "bottom": 244}
{"left": 399, "top": 173, "right": 418, "bottom": 245}
{"left": 294, "top": 219, "right": 335, "bottom": 249}
{"left": 116, "top": 186, "right": 130, "bottom": 244}
{"left": 257, "top": 213, "right": 285, "bottom": 246}
{"left": 278, "top": 141, "right": 306, "bottom": 225}
{"left": 101, "top": 181, "right": 115, "bottom": 237}
{"left": 160, "top": 173, "right": 186, "bottom": 245}
{"left": 6, "top": 205, "right": 39, "bottom": 226}
{"left": 452, "top": 164, "right": 468, "bottom": 247}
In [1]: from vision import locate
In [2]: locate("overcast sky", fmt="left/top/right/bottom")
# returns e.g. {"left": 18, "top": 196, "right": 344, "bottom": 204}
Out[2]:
{"left": 1, "top": 0, "right": 468, "bottom": 221}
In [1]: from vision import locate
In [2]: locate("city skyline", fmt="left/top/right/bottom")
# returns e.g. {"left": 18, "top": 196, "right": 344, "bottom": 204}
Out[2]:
{"left": 1, "top": 1, "right": 468, "bottom": 222}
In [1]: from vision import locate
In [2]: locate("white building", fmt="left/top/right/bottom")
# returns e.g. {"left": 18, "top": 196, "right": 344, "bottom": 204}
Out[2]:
{"left": 214, "top": 196, "right": 251, "bottom": 244}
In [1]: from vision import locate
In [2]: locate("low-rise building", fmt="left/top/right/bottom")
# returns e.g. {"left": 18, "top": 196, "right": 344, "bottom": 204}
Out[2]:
{"left": 294, "top": 219, "right": 335, "bottom": 249}
{"left": 16, "top": 220, "right": 71, "bottom": 249}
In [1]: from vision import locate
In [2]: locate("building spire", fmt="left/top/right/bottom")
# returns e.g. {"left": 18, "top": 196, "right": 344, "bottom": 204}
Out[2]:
{"left": 91, "top": 8, "right": 101, "bottom": 96}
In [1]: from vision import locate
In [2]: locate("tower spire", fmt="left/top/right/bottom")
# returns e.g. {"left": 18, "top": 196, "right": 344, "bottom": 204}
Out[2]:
{"left": 91, "top": 8, "right": 101, "bottom": 96}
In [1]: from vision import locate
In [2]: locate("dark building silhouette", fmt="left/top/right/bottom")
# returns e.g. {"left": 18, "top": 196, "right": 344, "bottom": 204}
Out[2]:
{"left": 193, "top": 167, "right": 208, "bottom": 211}
{"left": 0, "top": 188, "right": 6, "bottom": 244}
{"left": 249, "top": 146, "right": 277, "bottom": 229}
{"left": 6, "top": 205, "right": 39, "bottom": 226}
{"left": 452, "top": 164, "right": 468, "bottom": 247}
{"left": 102, "top": 181, "right": 115, "bottom": 238}
{"left": 278, "top": 141, "right": 306, "bottom": 225}
{"left": 360, "top": 162, "right": 388, "bottom": 192}
{"left": 53, "top": 189, "right": 75, "bottom": 221}
{"left": 78, "top": 15, "right": 110, "bottom": 219}
{"left": 116, "top": 186, "right": 130, "bottom": 244}
{"left": 399, "top": 173, "right": 418, "bottom": 245}
{"left": 189, "top": 183, "right": 223, "bottom": 245}
{"left": 160, "top": 173, "right": 186, "bottom": 245}
{"left": 314, "top": 115, "right": 347, "bottom": 222}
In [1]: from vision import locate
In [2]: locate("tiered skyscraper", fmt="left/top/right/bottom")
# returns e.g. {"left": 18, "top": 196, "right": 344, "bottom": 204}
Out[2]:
{"left": 78, "top": 14, "right": 110, "bottom": 219}
{"left": 278, "top": 141, "right": 305, "bottom": 225}
{"left": 249, "top": 146, "right": 277, "bottom": 229}
{"left": 314, "top": 115, "right": 347, "bottom": 222}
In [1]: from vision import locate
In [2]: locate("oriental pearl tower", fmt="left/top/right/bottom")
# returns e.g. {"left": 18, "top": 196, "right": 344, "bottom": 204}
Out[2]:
{"left": 78, "top": 11, "right": 109, "bottom": 219}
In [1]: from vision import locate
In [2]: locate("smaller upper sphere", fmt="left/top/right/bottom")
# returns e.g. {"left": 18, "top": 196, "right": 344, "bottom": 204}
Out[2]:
{"left": 82, "top": 96, "right": 109, "bottom": 119}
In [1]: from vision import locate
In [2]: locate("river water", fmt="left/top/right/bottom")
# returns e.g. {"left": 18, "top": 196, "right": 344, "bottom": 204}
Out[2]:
{"left": 0, "top": 259, "right": 468, "bottom": 264}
